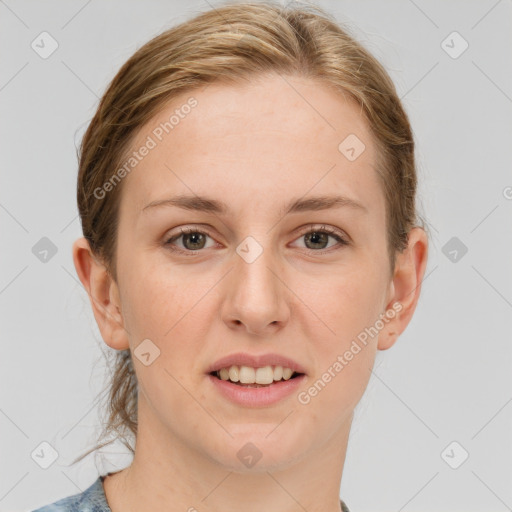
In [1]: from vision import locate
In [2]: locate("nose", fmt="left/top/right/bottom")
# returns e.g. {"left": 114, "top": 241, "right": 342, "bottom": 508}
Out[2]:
{"left": 222, "top": 241, "right": 290, "bottom": 336}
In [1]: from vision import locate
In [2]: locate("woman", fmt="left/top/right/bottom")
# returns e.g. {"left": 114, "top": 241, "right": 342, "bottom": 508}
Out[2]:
{"left": 33, "top": 1, "right": 429, "bottom": 510}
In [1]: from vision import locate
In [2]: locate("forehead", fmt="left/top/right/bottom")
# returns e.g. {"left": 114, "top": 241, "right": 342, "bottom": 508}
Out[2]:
{"left": 118, "top": 73, "right": 383, "bottom": 223}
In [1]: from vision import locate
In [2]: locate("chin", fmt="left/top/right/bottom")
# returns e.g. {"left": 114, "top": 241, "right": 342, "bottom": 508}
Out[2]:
{"left": 207, "top": 430, "right": 307, "bottom": 474}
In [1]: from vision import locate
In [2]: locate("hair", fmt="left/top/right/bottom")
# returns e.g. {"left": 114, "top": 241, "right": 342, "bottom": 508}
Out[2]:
{"left": 71, "top": 0, "right": 429, "bottom": 466}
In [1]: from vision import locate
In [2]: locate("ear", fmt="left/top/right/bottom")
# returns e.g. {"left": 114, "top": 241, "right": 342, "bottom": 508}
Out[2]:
{"left": 378, "top": 227, "right": 429, "bottom": 351}
{"left": 72, "top": 237, "right": 130, "bottom": 350}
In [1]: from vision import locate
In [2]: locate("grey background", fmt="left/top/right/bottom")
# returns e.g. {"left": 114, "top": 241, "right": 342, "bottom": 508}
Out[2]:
{"left": 1, "top": 0, "right": 511, "bottom": 510}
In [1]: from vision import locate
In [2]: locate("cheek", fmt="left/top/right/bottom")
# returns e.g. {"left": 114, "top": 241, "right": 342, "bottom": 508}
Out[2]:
{"left": 305, "top": 354, "right": 376, "bottom": 442}
{"left": 120, "top": 252, "right": 190, "bottom": 335}
{"left": 301, "top": 312, "right": 378, "bottom": 420}
{"left": 312, "top": 266, "right": 386, "bottom": 339}
{"left": 120, "top": 258, "right": 214, "bottom": 368}
{"left": 303, "top": 267, "right": 383, "bottom": 401}
{"left": 122, "top": 265, "right": 205, "bottom": 414}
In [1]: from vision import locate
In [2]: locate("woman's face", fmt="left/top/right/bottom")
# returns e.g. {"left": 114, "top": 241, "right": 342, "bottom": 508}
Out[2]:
{"left": 103, "top": 73, "right": 403, "bottom": 471}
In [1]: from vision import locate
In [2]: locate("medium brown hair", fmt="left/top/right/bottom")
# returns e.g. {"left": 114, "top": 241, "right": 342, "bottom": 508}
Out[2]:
{"left": 72, "top": 0, "right": 429, "bottom": 465}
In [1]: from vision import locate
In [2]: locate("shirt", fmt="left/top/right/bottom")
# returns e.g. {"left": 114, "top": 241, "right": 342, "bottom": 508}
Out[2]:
{"left": 32, "top": 475, "right": 351, "bottom": 512}
{"left": 32, "top": 475, "right": 111, "bottom": 512}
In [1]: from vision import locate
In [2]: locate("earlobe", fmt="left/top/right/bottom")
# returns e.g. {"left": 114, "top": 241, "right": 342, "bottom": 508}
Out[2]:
{"left": 72, "top": 237, "right": 130, "bottom": 351}
{"left": 377, "top": 227, "right": 429, "bottom": 351}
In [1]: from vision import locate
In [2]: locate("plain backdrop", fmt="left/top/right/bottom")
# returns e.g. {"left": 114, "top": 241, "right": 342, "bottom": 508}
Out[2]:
{"left": 1, "top": 1, "right": 511, "bottom": 511}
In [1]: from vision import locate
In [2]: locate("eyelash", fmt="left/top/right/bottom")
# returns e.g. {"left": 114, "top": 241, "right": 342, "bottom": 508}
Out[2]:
{"left": 164, "top": 225, "right": 349, "bottom": 257}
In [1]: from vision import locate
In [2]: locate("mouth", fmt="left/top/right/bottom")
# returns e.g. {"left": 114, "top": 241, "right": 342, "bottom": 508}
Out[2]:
{"left": 209, "top": 365, "right": 305, "bottom": 388}
{"left": 207, "top": 366, "right": 307, "bottom": 407}
{"left": 206, "top": 353, "right": 307, "bottom": 406}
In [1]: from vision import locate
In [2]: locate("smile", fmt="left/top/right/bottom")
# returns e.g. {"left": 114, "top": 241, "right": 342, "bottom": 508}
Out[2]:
{"left": 212, "top": 365, "right": 301, "bottom": 386}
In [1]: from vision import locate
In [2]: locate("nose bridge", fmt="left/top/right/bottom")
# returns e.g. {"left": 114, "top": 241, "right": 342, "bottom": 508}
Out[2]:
{"left": 226, "top": 234, "right": 287, "bottom": 331}
{"left": 236, "top": 234, "right": 280, "bottom": 302}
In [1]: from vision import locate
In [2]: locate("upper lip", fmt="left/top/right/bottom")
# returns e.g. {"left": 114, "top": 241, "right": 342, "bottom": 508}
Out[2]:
{"left": 207, "top": 352, "right": 307, "bottom": 375}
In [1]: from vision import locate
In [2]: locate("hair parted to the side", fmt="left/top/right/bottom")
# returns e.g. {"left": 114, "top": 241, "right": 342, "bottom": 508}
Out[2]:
{"left": 71, "top": 0, "right": 429, "bottom": 466}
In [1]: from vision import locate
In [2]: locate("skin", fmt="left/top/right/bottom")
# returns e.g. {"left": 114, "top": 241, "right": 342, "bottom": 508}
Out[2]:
{"left": 73, "top": 72, "right": 428, "bottom": 512}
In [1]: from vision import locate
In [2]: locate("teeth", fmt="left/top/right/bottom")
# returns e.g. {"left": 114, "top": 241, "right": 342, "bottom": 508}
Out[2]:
{"left": 228, "top": 366, "right": 239, "bottom": 382}
{"left": 282, "top": 367, "right": 293, "bottom": 380}
{"left": 255, "top": 366, "right": 274, "bottom": 385}
{"left": 215, "top": 365, "right": 297, "bottom": 384}
{"left": 239, "top": 366, "right": 255, "bottom": 384}
{"left": 219, "top": 367, "right": 230, "bottom": 381}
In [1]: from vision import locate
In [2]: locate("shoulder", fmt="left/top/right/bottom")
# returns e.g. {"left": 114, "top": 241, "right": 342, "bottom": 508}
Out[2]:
{"left": 31, "top": 476, "right": 111, "bottom": 512}
{"left": 340, "top": 498, "right": 351, "bottom": 512}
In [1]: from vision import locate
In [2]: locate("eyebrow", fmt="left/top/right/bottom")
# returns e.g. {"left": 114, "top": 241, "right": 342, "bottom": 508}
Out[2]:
{"left": 141, "top": 194, "right": 368, "bottom": 216}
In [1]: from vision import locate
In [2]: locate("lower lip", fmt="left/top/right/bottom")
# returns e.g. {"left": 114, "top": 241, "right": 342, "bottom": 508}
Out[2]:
{"left": 207, "top": 374, "right": 306, "bottom": 407}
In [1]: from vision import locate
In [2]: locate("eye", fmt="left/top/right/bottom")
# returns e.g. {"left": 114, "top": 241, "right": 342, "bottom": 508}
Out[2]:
{"left": 291, "top": 225, "right": 349, "bottom": 254}
{"left": 164, "top": 227, "right": 216, "bottom": 254}
{"left": 164, "top": 224, "right": 349, "bottom": 256}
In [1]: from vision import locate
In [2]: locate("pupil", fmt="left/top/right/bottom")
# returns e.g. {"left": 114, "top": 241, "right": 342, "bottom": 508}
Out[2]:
{"left": 184, "top": 232, "right": 205, "bottom": 250}
{"left": 306, "top": 232, "right": 328, "bottom": 249}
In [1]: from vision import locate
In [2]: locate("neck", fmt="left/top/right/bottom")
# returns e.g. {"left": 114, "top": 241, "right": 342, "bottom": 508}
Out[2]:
{"left": 104, "top": 397, "right": 351, "bottom": 512}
